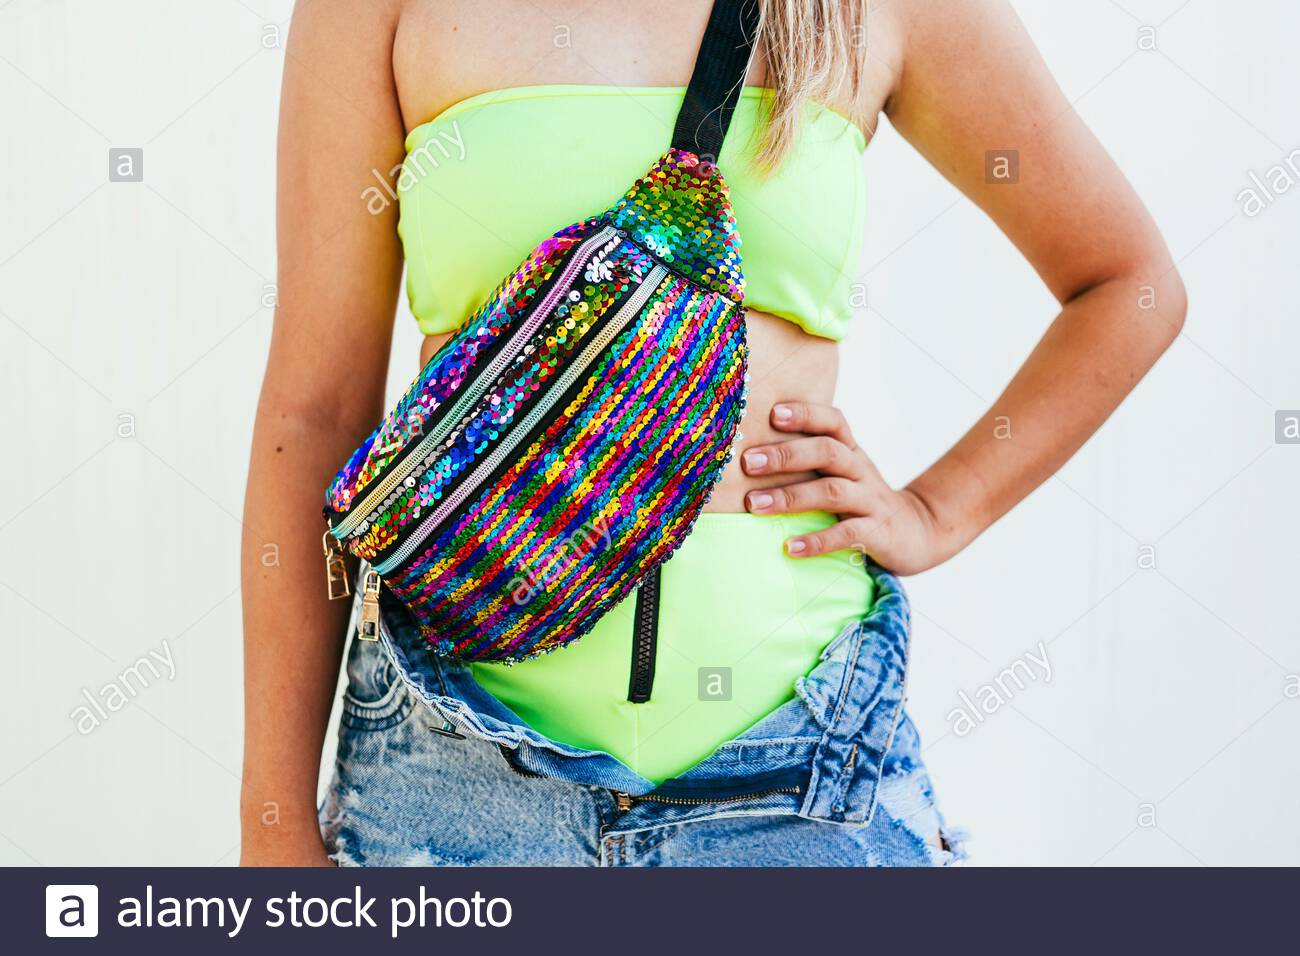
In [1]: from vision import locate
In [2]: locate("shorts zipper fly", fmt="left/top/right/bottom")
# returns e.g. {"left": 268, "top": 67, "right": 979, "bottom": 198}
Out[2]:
{"left": 612, "top": 785, "right": 802, "bottom": 812}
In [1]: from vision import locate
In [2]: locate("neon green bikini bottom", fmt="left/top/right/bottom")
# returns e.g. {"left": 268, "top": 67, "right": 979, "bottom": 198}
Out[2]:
{"left": 472, "top": 512, "right": 875, "bottom": 784}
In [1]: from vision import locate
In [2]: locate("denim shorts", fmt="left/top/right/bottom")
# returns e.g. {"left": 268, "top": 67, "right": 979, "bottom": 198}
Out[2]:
{"left": 319, "top": 567, "right": 967, "bottom": 866}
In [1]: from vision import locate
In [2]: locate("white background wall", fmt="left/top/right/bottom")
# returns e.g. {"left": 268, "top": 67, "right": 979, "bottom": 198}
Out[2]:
{"left": 1, "top": 0, "right": 1296, "bottom": 866}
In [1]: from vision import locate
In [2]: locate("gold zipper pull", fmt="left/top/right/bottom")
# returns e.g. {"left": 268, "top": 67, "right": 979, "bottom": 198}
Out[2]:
{"left": 322, "top": 529, "right": 350, "bottom": 600}
{"left": 613, "top": 791, "right": 633, "bottom": 812}
{"left": 357, "top": 570, "right": 382, "bottom": 642}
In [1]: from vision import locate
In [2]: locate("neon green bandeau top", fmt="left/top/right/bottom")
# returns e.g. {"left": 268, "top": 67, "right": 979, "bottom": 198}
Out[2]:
{"left": 396, "top": 85, "right": 866, "bottom": 341}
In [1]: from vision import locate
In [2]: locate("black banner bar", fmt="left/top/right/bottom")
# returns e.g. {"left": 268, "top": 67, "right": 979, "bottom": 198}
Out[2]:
{"left": 11, "top": 867, "right": 1299, "bottom": 953}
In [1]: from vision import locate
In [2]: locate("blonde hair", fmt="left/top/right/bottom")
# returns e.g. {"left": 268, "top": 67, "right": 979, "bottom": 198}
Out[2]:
{"left": 750, "top": 0, "right": 870, "bottom": 170}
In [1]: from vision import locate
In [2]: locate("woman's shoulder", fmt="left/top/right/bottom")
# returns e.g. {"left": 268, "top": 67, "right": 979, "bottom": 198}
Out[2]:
{"left": 286, "top": 0, "right": 405, "bottom": 84}
{"left": 292, "top": 0, "right": 405, "bottom": 40}
{"left": 876, "top": 0, "right": 1024, "bottom": 79}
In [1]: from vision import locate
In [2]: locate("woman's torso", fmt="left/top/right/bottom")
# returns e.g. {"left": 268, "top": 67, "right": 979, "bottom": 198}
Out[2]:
{"left": 392, "top": 0, "right": 900, "bottom": 512}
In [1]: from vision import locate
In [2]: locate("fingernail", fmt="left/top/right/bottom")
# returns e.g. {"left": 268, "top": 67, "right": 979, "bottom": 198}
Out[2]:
{"left": 773, "top": 404, "right": 792, "bottom": 422}
{"left": 744, "top": 451, "right": 768, "bottom": 471}
{"left": 749, "top": 492, "right": 773, "bottom": 510}
{"left": 786, "top": 539, "right": 806, "bottom": 555}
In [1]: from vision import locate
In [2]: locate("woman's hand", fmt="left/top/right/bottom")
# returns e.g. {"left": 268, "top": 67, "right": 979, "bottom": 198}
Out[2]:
{"left": 742, "top": 402, "right": 958, "bottom": 575}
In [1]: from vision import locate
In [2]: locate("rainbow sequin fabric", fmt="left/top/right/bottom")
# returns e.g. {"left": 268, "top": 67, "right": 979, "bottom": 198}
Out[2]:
{"left": 326, "top": 149, "right": 748, "bottom": 661}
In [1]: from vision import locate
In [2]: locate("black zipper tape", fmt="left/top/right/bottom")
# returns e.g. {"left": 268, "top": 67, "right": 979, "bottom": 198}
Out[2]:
{"left": 627, "top": 565, "right": 661, "bottom": 703}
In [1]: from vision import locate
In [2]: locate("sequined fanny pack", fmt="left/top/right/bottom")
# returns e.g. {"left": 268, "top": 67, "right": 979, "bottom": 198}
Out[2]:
{"left": 323, "top": 0, "right": 758, "bottom": 671}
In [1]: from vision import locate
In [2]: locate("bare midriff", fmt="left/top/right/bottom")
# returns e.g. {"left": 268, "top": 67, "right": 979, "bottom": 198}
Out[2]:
{"left": 418, "top": 306, "right": 837, "bottom": 513}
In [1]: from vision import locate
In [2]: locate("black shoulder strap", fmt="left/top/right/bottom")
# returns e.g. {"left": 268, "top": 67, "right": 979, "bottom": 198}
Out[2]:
{"left": 670, "top": 0, "right": 761, "bottom": 160}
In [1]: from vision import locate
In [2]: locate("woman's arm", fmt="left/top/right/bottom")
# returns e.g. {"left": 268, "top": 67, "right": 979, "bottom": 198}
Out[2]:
{"left": 240, "top": 0, "right": 407, "bottom": 865}
{"left": 742, "top": 0, "right": 1187, "bottom": 570}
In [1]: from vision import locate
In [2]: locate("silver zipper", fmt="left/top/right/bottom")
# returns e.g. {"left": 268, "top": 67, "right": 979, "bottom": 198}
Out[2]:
{"left": 356, "top": 569, "right": 382, "bottom": 641}
{"left": 322, "top": 528, "right": 351, "bottom": 600}
{"left": 612, "top": 786, "right": 802, "bottom": 812}
{"left": 332, "top": 225, "right": 619, "bottom": 539}
{"left": 372, "top": 264, "right": 668, "bottom": 576}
